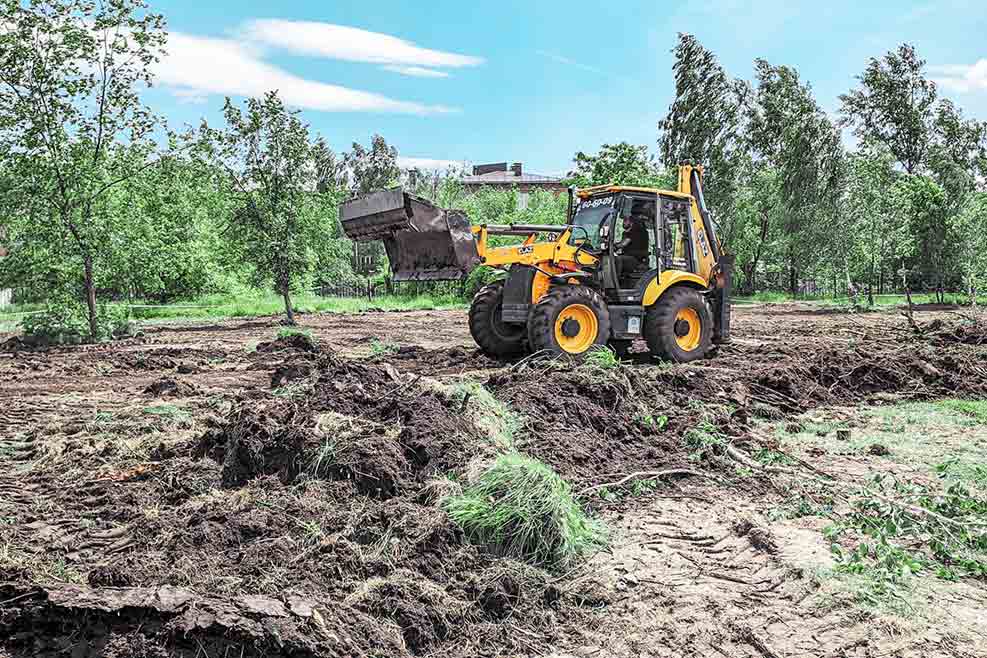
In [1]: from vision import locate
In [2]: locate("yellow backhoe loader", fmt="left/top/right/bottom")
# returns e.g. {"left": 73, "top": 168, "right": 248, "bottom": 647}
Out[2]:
{"left": 339, "top": 165, "right": 733, "bottom": 362}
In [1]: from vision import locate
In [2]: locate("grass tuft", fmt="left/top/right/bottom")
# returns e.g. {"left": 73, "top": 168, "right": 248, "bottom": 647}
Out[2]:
{"left": 369, "top": 338, "right": 399, "bottom": 358}
{"left": 450, "top": 381, "right": 522, "bottom": 449}
{"left": 307, "top": 439, "right": 336, "bottom": 477}
{"left": 444, "top": 452, "right": 606, "bottom": 568}
{"left": 579, "top": 345, "right": 622, "bottom": 370}
{"left": 277, "top": 326, "right": 313, "bottom": 340}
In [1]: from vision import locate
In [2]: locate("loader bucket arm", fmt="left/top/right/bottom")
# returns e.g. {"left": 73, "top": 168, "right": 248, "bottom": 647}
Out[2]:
{"left": 339, "top": 189, "right": 480, "bottom": 281}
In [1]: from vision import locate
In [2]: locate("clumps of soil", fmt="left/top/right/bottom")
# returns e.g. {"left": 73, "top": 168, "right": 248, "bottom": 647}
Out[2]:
{"left": 196, "top": 399, "right": 310, "bottom": 488}
{"left": 346, "top": 570, "right": 471, "bottom": 653}
{"left": 867, "top": 443, "right": 891, "bottom": 456}
{"left": 270, "top": 362, "right": 313, "bottom": 387}
{"left": 143, "top": 377, "right": 199, "bottom": 398}
{"left": 330, "top": 424, "right": 408, "bottom": 498}
{"left": 384, "top": 345, "right": 502, "bottom": 374}
{"left": 88, "top": 564, "right": 133, "bottom": 587}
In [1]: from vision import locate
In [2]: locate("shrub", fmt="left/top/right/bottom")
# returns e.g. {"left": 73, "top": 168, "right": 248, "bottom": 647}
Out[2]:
{"left": 444, "top": 452, "right": 606, "bottom": 567}
{"left": 21, "top": 300, "right": 134, "bottom": 345}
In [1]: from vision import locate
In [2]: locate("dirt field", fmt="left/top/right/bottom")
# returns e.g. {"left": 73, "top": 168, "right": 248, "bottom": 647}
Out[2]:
{"left": 2, "top": 303, "right": 986, "bottom": 657}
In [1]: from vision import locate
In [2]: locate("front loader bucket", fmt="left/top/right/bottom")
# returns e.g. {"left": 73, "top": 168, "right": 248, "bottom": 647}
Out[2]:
{"left": 339, "top": 189, "right": 480, "bottom": 281}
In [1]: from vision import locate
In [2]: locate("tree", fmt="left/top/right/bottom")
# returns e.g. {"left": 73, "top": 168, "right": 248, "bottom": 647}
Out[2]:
{"left": 347, "top": 134, "right": 400, "bottom": 194}
{"left": 842, "top": 152, "right": 904, "bottom": 303}
{"left": 927, "top": 99, "right": 987, "bottom": 206}
{"left": 568, "top": 142, "right": 671, "bottom": 187}
{"left": 211, "top": 91, "right": 332, "bottom": 325}
{"left": 840, "top": 44, "right": 938, "bottom": 175}
{"left": 0, "top": 0, "right": 166, "bottom": 340}
{"left": 729, "top": 168, "right": 782, "bottom": 294}
{"left": 893, "top": 175, "right": 951, "bottom": 303}
{"left": 952, "top": 192, "right": 987, "bottom": 305}
{"left": 658, "top": 33, "right": 751, "bottom": 222}
{"left": 749, "top": 59, "right": 844, "bottom": 295}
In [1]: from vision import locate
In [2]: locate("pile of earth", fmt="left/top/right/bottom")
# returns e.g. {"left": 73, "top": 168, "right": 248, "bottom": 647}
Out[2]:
{"left": 0, "top": 344, "right": 615, "bottom": 658}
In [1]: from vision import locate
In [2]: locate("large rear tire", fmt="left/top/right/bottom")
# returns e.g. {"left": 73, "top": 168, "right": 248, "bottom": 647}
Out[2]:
{"left": 528, "top": 286, "right": 611, "bottom": 357}
{"left": 644, "top": 287, "right": 712, "bottom": 363}
{"left": 469, "top": 281, "right": 526, "bottom": 357}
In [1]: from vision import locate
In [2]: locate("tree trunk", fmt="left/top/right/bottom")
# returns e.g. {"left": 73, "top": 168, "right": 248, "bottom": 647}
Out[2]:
{"left": 281, "top": 286, "right": 295, "bottom": 325}
{"left": 83, "top": 255, "right": 99, "bottom": 341}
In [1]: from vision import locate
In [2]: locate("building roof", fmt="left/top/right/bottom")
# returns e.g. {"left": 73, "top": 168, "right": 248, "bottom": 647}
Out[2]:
{"left": 461, "top": 171, "right": 563, "bottom": 185}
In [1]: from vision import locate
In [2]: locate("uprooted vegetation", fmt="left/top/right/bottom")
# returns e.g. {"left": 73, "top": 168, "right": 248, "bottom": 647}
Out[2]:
{"left": 2, "top": 306, "right": 987, "bottom": 656}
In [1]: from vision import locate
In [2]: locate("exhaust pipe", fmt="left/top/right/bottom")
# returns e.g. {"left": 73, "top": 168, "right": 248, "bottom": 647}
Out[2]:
{"left": 339, "top": 189, "right": 480, "bottom": 281}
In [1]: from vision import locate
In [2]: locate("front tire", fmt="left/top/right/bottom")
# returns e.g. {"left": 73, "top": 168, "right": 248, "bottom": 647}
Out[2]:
{"left": 528, "top": 286, "right": 611, "bottom": 357}
{"left": 469, "top": 281, "right": 526, "bottom": 357}
{"left": 644, "top": 287, "right": 712, "bottom": 363}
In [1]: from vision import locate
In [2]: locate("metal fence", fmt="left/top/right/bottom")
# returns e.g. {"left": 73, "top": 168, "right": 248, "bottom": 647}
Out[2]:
{"left": 317, "top": 280, "right": 467, "bottom": 299}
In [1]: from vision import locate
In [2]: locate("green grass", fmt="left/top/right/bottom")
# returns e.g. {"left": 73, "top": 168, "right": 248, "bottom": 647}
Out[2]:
{"left": 124, "top": 292, "right": 467, "bottom": 323}
{"left": 732, "top": 291, "right": 969, "bottom": 307}
{"left": 580, "top": 346, "right": 622, "bottom": 370}
{"left": 444, "top": 452, "right": 606, "bottom": 568}
{"left": 277, "top": 326, "right": 313, "bottom": 340}
{"left": 307, "top": 439, "right": 336, "bottom": 477}
{"left": 369, "top": 338, "right": 399, "bottom": 357}
{"left": 141, "top": 404, "right": 191, "bottom": 422}
{"left": 450, "top": 381, "right": 522, "bottom": 450}
{"left": 771, "top": 400, "right": 987, "bottom": 480}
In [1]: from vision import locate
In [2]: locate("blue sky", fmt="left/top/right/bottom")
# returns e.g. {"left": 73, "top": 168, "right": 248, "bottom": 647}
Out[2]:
{"left": 147, "top": 0, "right": 987, "bottom": 176}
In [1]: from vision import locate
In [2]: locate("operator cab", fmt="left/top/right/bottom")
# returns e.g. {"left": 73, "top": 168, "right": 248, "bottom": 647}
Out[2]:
{"left": 569, "top": 190, "right": 695, "bottom": 300}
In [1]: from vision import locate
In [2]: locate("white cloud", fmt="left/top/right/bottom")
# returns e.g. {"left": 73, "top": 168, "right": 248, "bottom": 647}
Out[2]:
{"left": 397, "top": 157, "right": 468, "bottom": 172}
{"left": 382, "top": 65, "right": 450, "bottom": 78}
{"left": 154, "top": 32, "right": 454, "bottom": 114}
{"left": 243, "top": 20, "right": 483, "bottom": 69}
{"left": 931, "top": 60, "right": 987, "bottom": 93}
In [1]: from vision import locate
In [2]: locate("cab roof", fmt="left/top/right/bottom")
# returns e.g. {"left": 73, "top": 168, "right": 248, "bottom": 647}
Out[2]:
{"left": 575, "top": 184, "right": 693, "bottom": 199}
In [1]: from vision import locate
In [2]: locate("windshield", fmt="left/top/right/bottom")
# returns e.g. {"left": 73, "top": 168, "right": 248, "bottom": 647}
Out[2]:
{"left": 570, "top": 194, "right": 616, "bottom": 249}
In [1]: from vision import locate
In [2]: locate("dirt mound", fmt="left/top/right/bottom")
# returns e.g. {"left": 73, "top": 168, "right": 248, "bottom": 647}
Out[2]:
{"left": 17, "top": 353, "right": 585, "bottom": 657}
{"left": 143, "top": 377, "right": 199, "bottom": 398}
{"left": 256, "top": 332, "right": 319, "bottom": 353}
{"left": 488, "top": 366, "right": 706, "bottom": 486}
{"left": 383, "top": 345, "right": 502, "bottom": 374}
{"left": 346, "top": 570, "right": 471, "bottom": 652}
{"left": 197, "top": 399, "right": 310, "bottom": 487}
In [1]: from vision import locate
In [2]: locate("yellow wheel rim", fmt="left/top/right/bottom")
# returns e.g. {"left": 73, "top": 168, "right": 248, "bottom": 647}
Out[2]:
{"left": 554, "top": 303, "right": 598, "bottom": 354}
{"left": 674, "top": 308, "right": 702, "bottom": 351}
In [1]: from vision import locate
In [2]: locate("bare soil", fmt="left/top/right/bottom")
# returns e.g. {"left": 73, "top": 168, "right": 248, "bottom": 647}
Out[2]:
{"left": 1, "top": 303, "right": 986, "bottom": 657}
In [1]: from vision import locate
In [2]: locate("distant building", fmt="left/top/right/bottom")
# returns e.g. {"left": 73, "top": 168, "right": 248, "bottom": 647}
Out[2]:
{"left": 461, "top": 162, "right": 566, "bottom": 209}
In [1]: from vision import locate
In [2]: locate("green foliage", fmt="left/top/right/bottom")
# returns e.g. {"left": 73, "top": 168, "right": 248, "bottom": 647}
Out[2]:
{"left": 637, "top": 413, "right": 669, "bottom": 431}
{"left": 0, "top": 0, "right": 167, "bottom": 339}
{"left": 568, "top": 142, "right": 673, "bottom": 188}
{"left": 211, "top": 91, "right": 340, "bottom": 325}
{"left": 580, "top": 346, "right": 621, "bottom": 371}
{"left": 463, "top": 266, "right": 504, "bottom": 299}
{"left": 444, "top": 452, "right": 606, "bottom": 567}
{"left": 277, "top": 326, "right": 313, "bottom": 340}
{"left": 827, "top": 474, "right": 987, "bottom": 604}
{"left": 22, "top": 300, "right": 133, "bottom": 345}
{"left": 684, "top": 421, "right": 725, "bottom": 460}
{"left": 369, "top": 338, "right": 399, "bottom": 357}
